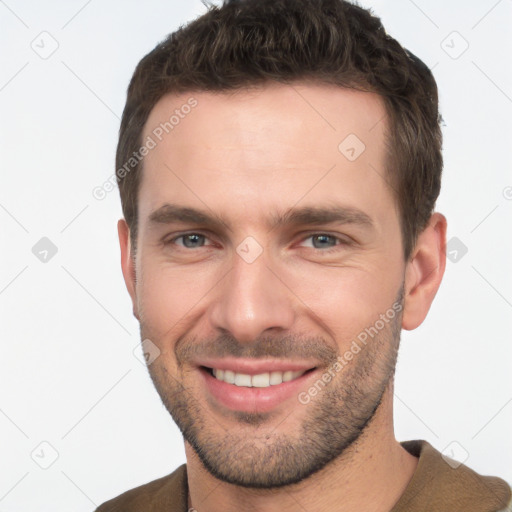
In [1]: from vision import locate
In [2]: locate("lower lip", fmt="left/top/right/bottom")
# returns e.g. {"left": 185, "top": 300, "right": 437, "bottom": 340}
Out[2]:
{"left": 199, "top": 366, "right": 317, "bottom": 413}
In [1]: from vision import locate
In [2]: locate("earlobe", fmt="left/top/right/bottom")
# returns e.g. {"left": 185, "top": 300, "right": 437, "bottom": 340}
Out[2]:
{"left": 118, "top": 219, "right": 139, "bottom": 320}
{"left": 402, "top": 212, "right": 447, "bottom": 331}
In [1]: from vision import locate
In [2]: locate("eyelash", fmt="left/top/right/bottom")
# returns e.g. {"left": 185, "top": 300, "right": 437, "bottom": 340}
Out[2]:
{"left": 164, "top": 232, "right": 351, "bottom": 253}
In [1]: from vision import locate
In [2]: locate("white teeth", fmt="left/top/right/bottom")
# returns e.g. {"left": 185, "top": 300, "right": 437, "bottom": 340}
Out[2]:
{"left": 251, "top": 373, "right": 270, "bottom": 388}
{"left": 282, "top": 371, "right": 294, "bottom": 382}
{"left": 211, "top": 368, "right": 307, "bottom": 387}
{"left": 223, "top": 369, "right": 235, "bottom": 384}
{"left": 234, "top": 373, "right": 252, "bottom": 387}
{"left": 269, "top": 371, "right": 283, "bottom": 385}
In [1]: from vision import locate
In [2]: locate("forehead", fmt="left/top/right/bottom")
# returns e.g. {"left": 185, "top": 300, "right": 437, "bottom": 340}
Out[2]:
{"left": 143, "top": 82, "right": 388, "bottom": 154}
{"left": 138, "top": 82, "right": 393, "bottom": 230}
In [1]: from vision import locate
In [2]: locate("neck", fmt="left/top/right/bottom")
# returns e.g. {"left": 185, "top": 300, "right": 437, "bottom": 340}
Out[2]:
{"left": 185, "top": 383, "right": 418, "bottom": 512}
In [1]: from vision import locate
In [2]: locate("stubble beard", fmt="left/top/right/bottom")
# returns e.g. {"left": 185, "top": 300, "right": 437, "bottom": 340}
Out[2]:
{"left": 143, "top": 291, "right": 403, "bottom": 489}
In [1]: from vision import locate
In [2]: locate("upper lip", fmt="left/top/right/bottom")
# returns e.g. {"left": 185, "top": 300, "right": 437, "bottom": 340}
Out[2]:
{"left": 195, "top": 357, "right": 318, "bottom": 375}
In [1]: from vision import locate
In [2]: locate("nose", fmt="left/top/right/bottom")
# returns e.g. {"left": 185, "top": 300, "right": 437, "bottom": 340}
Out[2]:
{"left": 209, "top": 247, "right": 296, "bottom": 343}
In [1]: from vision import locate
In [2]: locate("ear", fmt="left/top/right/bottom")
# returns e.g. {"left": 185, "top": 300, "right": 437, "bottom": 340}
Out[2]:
{"left": 402, "top": 212, "right": 447, "bottom": 330}
{"left": 118, "top": 218, "right": 139, "bottom": 321}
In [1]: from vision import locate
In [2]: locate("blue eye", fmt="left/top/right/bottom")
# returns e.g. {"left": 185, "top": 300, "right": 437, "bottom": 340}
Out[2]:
{"left": 308, "top": 234, "right": 338, "bottom": 249}
{"left": 300, "top": 234, "right": 348, "bottom": 252}
{"left": 164, "top": 232, "right": 349, "bottom": 253}
{"left": 173, "top": 233, "right": 209, "bottom": 248}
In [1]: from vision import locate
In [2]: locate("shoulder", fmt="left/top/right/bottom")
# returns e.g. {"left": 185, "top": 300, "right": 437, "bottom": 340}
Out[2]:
{"left": 396, "top": 440, "right": 511, "bottom": 512}
{"left": 94, "top": 464, "right": 188, "bottom": 512}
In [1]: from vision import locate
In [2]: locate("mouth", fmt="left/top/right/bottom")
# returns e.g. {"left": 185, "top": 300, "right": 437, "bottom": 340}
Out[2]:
{"left": 196, "top": 360, "right": 320, "bottom": 413}
{"left": 204, "top": 366, "right": 314, "bottom": 387}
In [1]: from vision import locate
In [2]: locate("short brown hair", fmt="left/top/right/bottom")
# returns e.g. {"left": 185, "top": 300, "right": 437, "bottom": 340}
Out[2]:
{"left": 116, "top": 0, "right": 442, "bottom": 260}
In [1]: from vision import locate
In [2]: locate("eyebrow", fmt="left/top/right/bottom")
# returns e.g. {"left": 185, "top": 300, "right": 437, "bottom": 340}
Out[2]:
{"left": 148, "top": 203, "right": 374, "bottom": 232}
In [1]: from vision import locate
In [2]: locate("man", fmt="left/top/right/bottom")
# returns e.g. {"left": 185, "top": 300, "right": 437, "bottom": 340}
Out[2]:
{"left": 96, "top": 0, "right": 511, "bottom": 510}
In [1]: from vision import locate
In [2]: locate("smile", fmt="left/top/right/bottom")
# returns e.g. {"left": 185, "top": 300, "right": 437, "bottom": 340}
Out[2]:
{"left": 198, "top": 362, "right": 319, "bottom": 413}
{"left": 209, "top": 368, "right": 308, "bottom": 387}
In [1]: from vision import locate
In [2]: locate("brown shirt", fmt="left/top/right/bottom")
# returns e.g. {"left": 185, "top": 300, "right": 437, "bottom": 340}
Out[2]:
{"left": 95, "top": 440, "right": 512, "bottom": 511}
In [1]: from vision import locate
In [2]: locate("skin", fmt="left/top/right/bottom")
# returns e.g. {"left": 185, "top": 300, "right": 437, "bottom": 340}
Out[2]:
{"left": 119, "top": 82, "right": 447, "bottom": 512}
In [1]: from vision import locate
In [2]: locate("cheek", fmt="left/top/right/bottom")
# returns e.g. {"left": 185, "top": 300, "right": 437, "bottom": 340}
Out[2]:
{"left": 285, "top": 263, "right": 402, "bottom": 344}
{"left": 136, "top": 257, "right": 218, "bottom": 337}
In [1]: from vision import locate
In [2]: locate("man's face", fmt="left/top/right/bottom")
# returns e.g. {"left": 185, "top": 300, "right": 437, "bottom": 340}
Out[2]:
{"left": 126, "top": 83, "right": 408, "bottom": 487}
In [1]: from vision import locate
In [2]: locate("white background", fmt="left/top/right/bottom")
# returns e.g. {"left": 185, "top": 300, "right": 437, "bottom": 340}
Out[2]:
{"left": 1, "top": 1, "right": 511, "bottom": 510}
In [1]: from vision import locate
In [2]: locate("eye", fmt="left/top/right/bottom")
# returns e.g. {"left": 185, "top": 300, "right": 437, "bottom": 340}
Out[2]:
{"left": 166, "top": 233, "right": 213, "bottom": 249}
{"left": 299, "top": 234, "right": 350, "bottom": 252}
{"left": 163, "top": 232, "right": 351, "bottom": 253}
